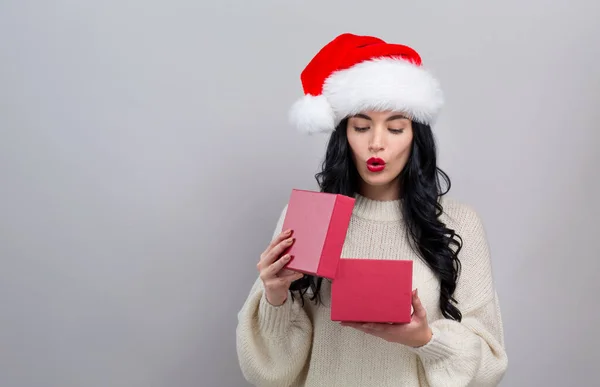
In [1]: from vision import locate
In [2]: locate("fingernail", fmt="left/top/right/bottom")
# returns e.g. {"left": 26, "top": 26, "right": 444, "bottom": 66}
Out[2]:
{"left": 284, "top": 229, "right": 291, "bottom": 235}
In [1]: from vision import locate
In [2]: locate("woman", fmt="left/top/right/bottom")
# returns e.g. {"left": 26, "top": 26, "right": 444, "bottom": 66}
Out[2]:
{"left": 236, "top": 33, "right": 508, "bottom": 387}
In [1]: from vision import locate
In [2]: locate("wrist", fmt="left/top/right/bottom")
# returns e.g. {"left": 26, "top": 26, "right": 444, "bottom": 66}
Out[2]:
{"left": 265, "top": 290, "right": 288, "bottom": 307}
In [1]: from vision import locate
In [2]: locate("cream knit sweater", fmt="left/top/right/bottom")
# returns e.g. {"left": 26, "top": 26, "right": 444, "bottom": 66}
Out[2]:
{"left": 236, "top": 194, "right": 508, "bottom": 387}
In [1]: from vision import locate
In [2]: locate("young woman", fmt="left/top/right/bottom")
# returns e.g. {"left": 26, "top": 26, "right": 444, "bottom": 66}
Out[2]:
{"left": 235, "top": 33, "right": 508, "bottom": 387}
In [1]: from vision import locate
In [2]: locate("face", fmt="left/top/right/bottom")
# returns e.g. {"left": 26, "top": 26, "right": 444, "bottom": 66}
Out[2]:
{"left": 346, "top": 110, "right": 414, "bottom": 200}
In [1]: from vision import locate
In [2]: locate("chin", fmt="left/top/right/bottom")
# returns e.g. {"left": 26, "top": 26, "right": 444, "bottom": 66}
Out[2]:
{"left": 358, "top": 171, "right": 397, "bottom": 187}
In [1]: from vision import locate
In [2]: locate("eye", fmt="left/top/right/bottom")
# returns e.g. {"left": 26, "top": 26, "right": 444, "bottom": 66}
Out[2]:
{"left": 353, "top": 126, "right": 369, "bottom": 132}
{"left": 389, "top": 128, "right": 405, "bottom": 134}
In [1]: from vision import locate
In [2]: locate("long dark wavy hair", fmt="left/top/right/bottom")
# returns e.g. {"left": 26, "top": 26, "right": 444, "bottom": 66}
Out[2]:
{"left": 289, "top": 118, "right": 464, "bottom": 322}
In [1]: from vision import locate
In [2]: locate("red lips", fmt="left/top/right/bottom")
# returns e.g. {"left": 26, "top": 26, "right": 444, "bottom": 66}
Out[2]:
{"left": 366, "top": 157, "right": 385, "bottom": 172}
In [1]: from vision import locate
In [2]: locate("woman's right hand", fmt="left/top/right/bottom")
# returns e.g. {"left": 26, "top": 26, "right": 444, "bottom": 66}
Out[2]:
{"left": 257, "top": 229, "right": 304, "bottom": 306}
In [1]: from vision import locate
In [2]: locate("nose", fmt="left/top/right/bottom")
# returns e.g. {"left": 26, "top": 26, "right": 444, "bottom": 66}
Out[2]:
{"left": 368, "top": 129, "right": 385, "bottom": 153}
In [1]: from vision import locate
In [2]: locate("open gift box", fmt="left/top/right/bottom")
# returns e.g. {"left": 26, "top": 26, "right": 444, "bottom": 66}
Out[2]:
{"left": 331, "top": 258, "right": 413, "bottom": 323}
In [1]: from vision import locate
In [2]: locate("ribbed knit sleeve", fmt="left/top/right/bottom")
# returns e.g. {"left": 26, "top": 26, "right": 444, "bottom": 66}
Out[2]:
{"left": 408, "top": 205, "right": 508, "bottom": 386}
{"left": 235, "top": 206, "right": 313, "bottom": 387}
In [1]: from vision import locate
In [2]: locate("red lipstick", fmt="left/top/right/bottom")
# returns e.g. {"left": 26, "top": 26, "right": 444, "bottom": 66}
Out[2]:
{"left": 366, "top": 157, "right": 385, "bottom": 172}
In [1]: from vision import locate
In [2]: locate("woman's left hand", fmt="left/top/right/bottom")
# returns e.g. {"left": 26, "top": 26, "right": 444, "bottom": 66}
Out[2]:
{"left": 340, "top": 289, "right": 433, "bottom": 348}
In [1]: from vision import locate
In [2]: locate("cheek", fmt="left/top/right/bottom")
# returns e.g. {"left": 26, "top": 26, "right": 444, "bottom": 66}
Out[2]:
{"left": 391, "top": 139, "right": 413, "bottom": 166}
{"left": 346, "top": 133, "right": 362, "bottom": 160}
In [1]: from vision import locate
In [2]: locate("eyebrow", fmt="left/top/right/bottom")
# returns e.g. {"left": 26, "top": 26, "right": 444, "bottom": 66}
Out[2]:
{"left": 351, "top": 113, "right": 408, "bottom": 122}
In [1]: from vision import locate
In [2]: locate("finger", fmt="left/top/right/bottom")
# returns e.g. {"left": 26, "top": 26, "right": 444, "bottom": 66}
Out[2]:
{"left": 279, "top": 270, "right": 304, "bottom": 281}
{"left": 268, "top": 272, "right": 303, "bottom": 289}
{"left": 258, "top": 235, "right": 294, "bottom": 270}
{"left": 263, "top": 237, "right": 295, "bottom": 266}
{"left": 340, "top": 322, "right": 364, "bottom": 329}
{"left": 263, "top": 254, "right": 293, "bottom": 278}
{"left": 361, "top": 323, "right": 387, "bottom": 332}
{"left": 260, "top": 229, "right": 293, "bottom": 259}
{"left": 412, "top": 289, "right": 427, "bottom": 319}
{"left": 278, "top": 268, "right": 296, "bottom": 277}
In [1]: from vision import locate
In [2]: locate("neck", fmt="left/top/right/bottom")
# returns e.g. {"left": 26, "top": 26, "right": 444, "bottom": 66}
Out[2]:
{"left": 358, "top": 180, "right": 401, "bottom": 201}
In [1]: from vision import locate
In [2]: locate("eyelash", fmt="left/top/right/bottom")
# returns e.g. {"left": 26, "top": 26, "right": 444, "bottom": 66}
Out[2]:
{"left": 353, "top": 126, "right": 404, "bottom": 134}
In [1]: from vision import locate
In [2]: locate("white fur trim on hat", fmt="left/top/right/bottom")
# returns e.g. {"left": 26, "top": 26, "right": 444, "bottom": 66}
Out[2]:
{"left": 290, "top": 57, "right": 444, "bottom": 134}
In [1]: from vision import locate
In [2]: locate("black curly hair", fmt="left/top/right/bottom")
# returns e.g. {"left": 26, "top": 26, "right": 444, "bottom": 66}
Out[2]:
{"left": 289, "top": 118, "right": 464, "bottom": 322}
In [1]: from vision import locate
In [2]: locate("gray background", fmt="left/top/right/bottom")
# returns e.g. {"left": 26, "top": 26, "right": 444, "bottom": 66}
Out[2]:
{"left": 1, "top": 1, "right": 599, "bottom": 386}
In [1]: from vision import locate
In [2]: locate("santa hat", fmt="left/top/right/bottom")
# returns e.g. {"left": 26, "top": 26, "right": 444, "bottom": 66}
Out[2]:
{"left": 289, "top": 33, "right": 444, "bottom": 134}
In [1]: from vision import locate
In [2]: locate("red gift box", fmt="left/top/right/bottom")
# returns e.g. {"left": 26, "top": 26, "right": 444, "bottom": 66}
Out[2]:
{"left": 330, "top": 258, "right": 413, "bottom": 323}
{"left": 281, "top": 189, "right": 355, "bottom": 279}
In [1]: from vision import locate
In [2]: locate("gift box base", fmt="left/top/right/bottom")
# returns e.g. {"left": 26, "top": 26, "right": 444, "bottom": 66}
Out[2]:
{"left": 330, "top": 258, "right": 413, "bottom": 323}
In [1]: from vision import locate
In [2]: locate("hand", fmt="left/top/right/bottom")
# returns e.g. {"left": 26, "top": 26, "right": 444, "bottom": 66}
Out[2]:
{"left": 340, "top": 289, "right": 433, "bottom": 348}
{"left": 257, "top": 229, "right": 304, "bottom": 306}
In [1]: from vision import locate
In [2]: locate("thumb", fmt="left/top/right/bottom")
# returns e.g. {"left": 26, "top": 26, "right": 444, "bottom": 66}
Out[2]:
{"left": 412, "top": 289, "right": 427, "bottom": 319}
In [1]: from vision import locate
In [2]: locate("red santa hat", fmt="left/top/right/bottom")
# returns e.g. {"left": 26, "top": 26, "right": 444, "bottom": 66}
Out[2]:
{"left": 289, "top": 33, "right": 444, "bottom": 134}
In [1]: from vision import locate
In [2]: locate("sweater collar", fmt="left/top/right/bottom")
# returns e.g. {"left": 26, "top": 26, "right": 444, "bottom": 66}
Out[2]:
{"left": 352, "top": 193, "right": 403, "bottom": 221}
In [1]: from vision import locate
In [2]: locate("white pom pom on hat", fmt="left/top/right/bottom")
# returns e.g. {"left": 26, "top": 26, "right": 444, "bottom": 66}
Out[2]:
{"left": 288, "top": 33, "right": 444, "bottom": 134}
{"left": 289, "top": 94, "right": 335, "bottom": 135}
